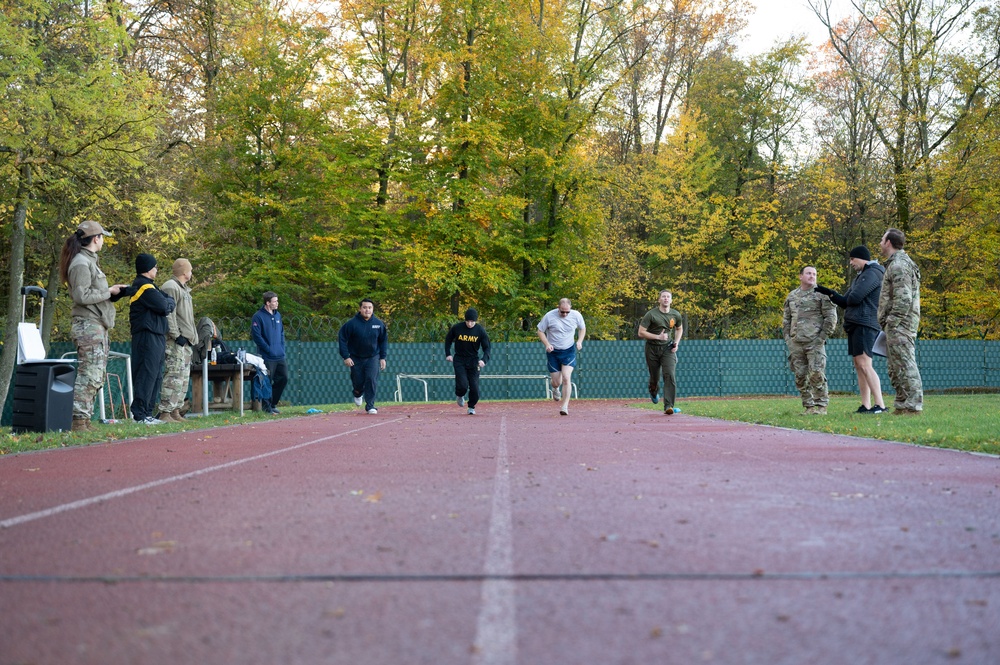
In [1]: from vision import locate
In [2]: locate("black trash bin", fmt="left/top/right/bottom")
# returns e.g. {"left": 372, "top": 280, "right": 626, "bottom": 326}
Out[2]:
{"left": 11, "top": 361, "right": 76, "bottom": 433}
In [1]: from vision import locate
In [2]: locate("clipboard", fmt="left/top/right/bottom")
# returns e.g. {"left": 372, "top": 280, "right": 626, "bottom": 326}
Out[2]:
{"left": 872, "top": 331, "right": 887, "bottom": 357}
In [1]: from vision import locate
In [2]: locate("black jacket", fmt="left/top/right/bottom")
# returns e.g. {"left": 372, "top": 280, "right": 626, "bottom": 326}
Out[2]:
{"left": 822, "top": 262, "right": 885, "bottom": 331}
{"left": 445, "top": 322, "right": 491, "bottom": 364}
{"left": 128, "top": 275, "right": 176, "bottom": 336}
{"left": 338, "top": 313, "right": 388, "bottom": 360}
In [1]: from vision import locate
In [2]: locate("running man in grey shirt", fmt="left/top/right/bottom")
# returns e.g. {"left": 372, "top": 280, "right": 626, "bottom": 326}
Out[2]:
{"left": 537, "top": 298, "right": 586, "bottom": 415}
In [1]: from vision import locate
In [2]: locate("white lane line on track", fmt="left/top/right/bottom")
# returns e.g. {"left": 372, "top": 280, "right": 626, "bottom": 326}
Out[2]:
{"left": 472, "top": 415, "right": 517, "bottom": 665}
{"left": 0, "top": 418, "right": 404, "bottom": 530}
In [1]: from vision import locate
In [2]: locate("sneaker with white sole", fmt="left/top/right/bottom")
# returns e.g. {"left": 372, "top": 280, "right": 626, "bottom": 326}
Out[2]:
{"left": 142, "top": 416, "right": 165, "bottom": 425}
{"left": 468, "top": 407, "right": 476, "bottom": 415}
{"left": 366, "top": 408, "right": 378, "bottom": 415}
{"left": 354, "top": 395, "right": 363, "bottom": 407}
{"left": 457, "top": 395, "right": 465, "bottom": 407}
{"left": 552, "top": 386, "right": 561, "bottom": 401}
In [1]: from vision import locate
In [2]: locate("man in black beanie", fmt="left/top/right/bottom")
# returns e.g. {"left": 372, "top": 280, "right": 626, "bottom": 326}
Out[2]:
{"left": 445, "top": 308, "right": 491, "bottom": 415}
{"left": 129, "top": 253, "right": 176, "bottom": 424}
{"left": 815, "top": 245, "right": 887, "bottom": 414}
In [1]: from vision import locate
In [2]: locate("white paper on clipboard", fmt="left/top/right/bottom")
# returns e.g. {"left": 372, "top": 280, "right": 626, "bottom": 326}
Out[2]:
{"left": 872, "top": 331, "right": 887, "bottom": 357}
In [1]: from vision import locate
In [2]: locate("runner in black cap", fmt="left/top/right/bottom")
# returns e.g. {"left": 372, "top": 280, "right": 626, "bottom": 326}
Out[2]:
{"left": 445, "top": 308, "right": 491, "bottom": 415}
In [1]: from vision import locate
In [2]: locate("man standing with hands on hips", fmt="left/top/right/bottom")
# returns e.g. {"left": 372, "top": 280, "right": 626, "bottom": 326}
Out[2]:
{"left": 638, "top": 290, "right": 684, "bottom": 415}
{"left": 537, "top": 298, "right": 586, "bottom": 416}
{"left": 339, "top": 298, "right": 388, "bottom": 414}
{"left": 445, "top": 308, "right": 491, "bottom": 415}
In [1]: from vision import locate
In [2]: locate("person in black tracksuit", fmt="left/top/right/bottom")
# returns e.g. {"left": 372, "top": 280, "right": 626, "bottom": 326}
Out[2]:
{"left": 445, "top": 308, "right": 491, "bottom": 415}
{"left": 129, "top": 253, "right": 175, "bottom": 423}
{"left": 338, "top": 298, "right": 388, "bottom": 413}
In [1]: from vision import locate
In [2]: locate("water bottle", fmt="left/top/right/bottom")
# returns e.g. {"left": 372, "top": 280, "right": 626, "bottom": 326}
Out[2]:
{"left": 210, "top": 345, "right": 217, "bottom": 365}
{"left": 237, "top": 348, "right": 246, "bottom": 364}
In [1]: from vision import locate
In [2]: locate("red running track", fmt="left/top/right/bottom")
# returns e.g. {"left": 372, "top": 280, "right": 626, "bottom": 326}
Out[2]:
{"left": 1, "top": 400, "right": 998, "bottom": 664}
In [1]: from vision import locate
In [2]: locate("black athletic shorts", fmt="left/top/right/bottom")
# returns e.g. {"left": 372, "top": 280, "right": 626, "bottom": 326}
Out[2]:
{"left": 847, "top": 325, "right": 879, "bottom": 357}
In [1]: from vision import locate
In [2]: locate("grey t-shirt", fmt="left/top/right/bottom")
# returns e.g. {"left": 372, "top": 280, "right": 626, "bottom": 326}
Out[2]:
{"left": 537, "top": 309, "right": 586, "bottom": 350}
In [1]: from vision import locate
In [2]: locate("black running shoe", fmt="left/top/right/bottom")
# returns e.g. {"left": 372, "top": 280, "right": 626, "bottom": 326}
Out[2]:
{"left": 869, "top": 405, "right": 887, "bottom": 414}
{"left": 856, "top": 405, "right": 871, "bottom": 413}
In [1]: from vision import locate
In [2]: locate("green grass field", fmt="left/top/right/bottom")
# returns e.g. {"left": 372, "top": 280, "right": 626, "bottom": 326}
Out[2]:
{"left": 4, "top": 395, "right": 998, "bottom": 457}
{"left": 639, "top": 394, "right": 1000, "bottom": 456}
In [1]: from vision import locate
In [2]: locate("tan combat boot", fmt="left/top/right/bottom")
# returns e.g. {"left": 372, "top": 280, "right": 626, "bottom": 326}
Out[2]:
{"left": 71, "top": 417, "right": 93, "bottom": 432}
{"left": 170, "top": 409, "right": 185, "bottom": 423}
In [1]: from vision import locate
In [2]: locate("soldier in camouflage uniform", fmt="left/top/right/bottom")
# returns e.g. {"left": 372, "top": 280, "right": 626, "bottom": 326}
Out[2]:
{"left": 783, "top": 266, "right": 838, "bottom": 414}
{"left": 156, "top": 259, "right": 197, "bottom": 423}
{"left": 878, "top": 228, "right": 923, "bottom": 414}
{"left": 58, "top": 220, "right": 131, "bottom": 432}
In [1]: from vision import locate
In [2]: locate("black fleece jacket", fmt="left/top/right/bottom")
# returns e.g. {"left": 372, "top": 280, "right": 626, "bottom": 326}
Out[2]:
{"left": 128, "top": 275, "right": 176, "bottom": 336}
{"left": 819, "top": 262, "right": 885, "bottom": 331}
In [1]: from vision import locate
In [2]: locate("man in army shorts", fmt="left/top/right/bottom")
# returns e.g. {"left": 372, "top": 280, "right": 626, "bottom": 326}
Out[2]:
{"left": 783, "top": 266, "right": 838, "bottom": 414}
{"left": 156, "top": 259, "right": 196, "bottom": 423}
{"left": 878, "top": 228, "right": 923, "bottom": 414}
{"left": 638, "top": 290, "right": 684, "bottom": 415}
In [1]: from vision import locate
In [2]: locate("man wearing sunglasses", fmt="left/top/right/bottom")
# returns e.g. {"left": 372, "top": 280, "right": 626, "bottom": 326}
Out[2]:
{"left": 537, "top": 298, "right": 586, "bottom": 415}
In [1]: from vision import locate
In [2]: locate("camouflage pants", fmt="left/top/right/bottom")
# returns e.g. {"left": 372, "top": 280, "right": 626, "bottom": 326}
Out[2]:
{"left": 71, "top": 317, "right": 109, "bottom": 420}
{"left": 787, "top": 340, "right": 829, "bottom": 408}
{"left": 886, "top": 331, "right": 923, "bottom": 411}
{"left": 157, "top": 343, "right": 193, "bottom": 413}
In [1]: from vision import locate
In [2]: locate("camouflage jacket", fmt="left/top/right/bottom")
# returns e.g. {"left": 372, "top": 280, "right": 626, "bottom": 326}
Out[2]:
{"left": 783, "top": 287, "right": 837, "bottom": 345}
{"left": 878, "top": 249, "right": 921, "bottom": 337}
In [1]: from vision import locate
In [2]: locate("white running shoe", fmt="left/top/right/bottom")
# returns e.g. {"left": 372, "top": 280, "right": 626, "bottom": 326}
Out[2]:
{"left": 552, "top": 385, "right": 561, "bottom": 401}
{"left": 366, "top": 408, "right": 378, "bottom": 415}
{"left": 354, "top": 395, "right": 363, "bottom": 407}
{"left": 468, "top": 407, "right": 476, "bottom": 415}
{"left": 142, "top": 417, "right": 164, "bottom": 425}
{"left": 457, "top": 395, "right": 465, "bottom": 407}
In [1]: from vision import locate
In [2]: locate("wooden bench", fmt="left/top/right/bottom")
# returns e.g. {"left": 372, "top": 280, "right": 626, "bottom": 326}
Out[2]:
{"left": 189, "top": 362, "right": 252, "bottom": 414}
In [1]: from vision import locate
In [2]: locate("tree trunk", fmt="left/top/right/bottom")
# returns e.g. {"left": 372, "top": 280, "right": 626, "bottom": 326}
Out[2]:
{"left": 42, "top": 256, "right": 61, "bottom": 349}
{"left": 0, "top": 161, "right": 31, "bottom": 417}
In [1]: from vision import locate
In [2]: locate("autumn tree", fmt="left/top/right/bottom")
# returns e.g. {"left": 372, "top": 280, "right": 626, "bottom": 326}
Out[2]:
{"left": 811, "top": 0, "right": 1000, "bottom": 233}
{"left": 0, "top": 0, "right": 161, "bottom": 411}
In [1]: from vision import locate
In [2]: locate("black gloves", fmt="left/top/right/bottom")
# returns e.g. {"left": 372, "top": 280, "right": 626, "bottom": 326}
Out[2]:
{"left": 814, "top": 285, "right": 835, "bottom": 296}
{"left": 176, "top": 336, "right": 190, "bottom": 347}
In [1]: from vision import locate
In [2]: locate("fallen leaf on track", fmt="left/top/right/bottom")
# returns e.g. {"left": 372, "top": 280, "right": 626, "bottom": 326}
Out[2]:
{"left": 137, "top": 540, "right": 176, "bottom": 556}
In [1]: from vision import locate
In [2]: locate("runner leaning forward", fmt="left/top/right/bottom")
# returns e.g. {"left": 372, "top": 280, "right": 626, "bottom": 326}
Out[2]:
{"left": 445, "top": 308, "right": 491, "bottom": 415}
{"left": 536, "top": 298, "right": 586, "bottom": 416}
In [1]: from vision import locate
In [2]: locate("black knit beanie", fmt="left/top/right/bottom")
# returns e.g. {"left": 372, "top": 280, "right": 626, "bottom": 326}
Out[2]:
{"left": 135, "top": 253, "right": 157, "bottom": 274}
{"left": 464, "top": 308, "right": 479, "bottom": 322}
{"left": 849, "top": 246, "right": 871, "bottom": 261}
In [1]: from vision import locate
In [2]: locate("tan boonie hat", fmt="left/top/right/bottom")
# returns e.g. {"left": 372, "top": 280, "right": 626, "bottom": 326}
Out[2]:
{"left": 77, "top": 220, "right": 111, "bottom": 237}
